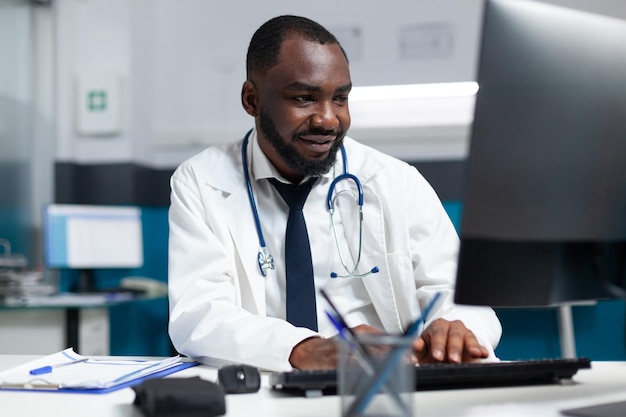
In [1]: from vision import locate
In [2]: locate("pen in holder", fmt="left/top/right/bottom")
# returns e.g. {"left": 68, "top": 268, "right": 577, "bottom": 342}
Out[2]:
{"left": 336, "top": 291, "right": 442, "bottom": 417}
{"left": 338, "top": 333, "right": 414, "bottom": 417}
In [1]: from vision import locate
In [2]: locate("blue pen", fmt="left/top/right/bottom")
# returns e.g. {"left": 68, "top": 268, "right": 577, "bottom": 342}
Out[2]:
{"left": 29, "top": 358, "right": 89, "bottom": 375}
{"left": 403, "top": 292, "right": 442, "bottom": 336}
{"left": 325, "top": 311, "right": 374, "bottom": 367}
{"left": 325, "top": 311, "right": 347, "bottom": 340}
{"left": 350, "top": 292, "right": 442, "bottom": 416}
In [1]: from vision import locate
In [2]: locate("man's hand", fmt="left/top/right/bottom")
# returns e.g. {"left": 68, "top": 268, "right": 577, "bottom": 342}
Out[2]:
{"left": 289, "top": 337, "right": 337, "bottom": 370}
{"left": 413, "top": 318, "right": 489, "bottom": 363}
{"left": 289, "top": 324, "right": 383, "bottom": 370}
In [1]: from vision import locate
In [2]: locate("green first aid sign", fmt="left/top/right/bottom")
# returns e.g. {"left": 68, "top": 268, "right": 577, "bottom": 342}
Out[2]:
{"left": 76, "top": 73, "right": 122, "bottom": 135}
{"left": 87, "top": 90, "right": 108, "bottom": 112}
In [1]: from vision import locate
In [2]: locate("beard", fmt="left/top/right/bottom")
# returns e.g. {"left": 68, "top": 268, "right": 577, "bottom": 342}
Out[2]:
{"left": 259, "top": 107, "right": 343, "bottom": 178}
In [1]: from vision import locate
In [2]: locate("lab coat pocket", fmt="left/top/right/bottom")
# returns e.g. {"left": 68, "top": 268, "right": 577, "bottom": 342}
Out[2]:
{"left": 361, "top": 250, "right": 417, "bottom": 333}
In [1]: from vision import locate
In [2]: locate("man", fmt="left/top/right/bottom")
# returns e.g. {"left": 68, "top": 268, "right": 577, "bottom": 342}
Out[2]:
{"left": 168, "top": 15, "right": 501, "bottom": 372}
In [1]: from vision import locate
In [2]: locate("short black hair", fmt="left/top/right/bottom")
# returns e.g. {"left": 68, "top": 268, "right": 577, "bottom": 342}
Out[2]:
{"left": 246, "top": 15, "right": 348, "bottom": 79}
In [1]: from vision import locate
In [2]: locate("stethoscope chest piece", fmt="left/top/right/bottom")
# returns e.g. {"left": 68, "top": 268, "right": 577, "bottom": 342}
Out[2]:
{"left": 257, "top": 246, "right": 274, "bottom": 276}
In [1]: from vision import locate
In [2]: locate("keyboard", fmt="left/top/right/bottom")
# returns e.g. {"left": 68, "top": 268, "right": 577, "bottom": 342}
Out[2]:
{"left": 269, "top": 357, "right": 591, "bottom": 395}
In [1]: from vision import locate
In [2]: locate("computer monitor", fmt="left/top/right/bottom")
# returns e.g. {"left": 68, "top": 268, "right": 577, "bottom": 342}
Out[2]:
{"left": 454, "top": 0, "right": 626, "bottom": 308}
{"left": 43, "top": 204, "right": 143, "bottom": 291}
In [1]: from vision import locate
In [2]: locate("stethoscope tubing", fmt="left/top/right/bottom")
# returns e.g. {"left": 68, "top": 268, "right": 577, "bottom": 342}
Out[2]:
{"left": 241, "top": 129, "right": 377, "bottom": 278}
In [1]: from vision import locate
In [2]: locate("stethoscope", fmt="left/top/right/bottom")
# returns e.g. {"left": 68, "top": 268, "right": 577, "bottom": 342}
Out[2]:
{"left": 242, "top": 129, "right": 379, "bottom": 279}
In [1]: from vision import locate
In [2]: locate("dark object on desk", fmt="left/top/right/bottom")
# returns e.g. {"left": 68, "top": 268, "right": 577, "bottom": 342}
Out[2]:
{"left": 132, "top": 377, "right": 225, "bottom": 417}
{"left": 562, "top": 400, "right": 626, "bottom": 417}
{"left": 269, "top": 357, "right": 591, "bottom": 396}
{"left": 217, "top": 364, "right": 261, "bottom": 394}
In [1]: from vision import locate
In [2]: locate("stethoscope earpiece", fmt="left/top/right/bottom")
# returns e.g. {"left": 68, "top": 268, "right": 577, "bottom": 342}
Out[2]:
{"left": 330, "top": 266, "right": 379, "bottom": 279}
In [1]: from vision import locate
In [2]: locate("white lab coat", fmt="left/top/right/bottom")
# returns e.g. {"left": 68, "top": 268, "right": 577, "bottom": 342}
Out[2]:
{"left": 168, "top": 133, "right": 502, "bottom": 372}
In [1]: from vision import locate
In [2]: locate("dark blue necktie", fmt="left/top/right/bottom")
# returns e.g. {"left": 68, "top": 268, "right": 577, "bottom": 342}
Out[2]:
{"left": 269, "top": 178, "right": 318, "bottom": 331}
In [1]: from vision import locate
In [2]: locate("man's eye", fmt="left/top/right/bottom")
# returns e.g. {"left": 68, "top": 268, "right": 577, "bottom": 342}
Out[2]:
{"left": 294, "top": 96, "right": 313, "bottom": 102}
{"left": 335, "top": 95, "right": 349, "bottom": 104}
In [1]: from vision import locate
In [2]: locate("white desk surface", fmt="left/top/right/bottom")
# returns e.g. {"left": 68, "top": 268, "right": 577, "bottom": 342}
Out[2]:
{"left": 2, "top": 355, "right": 626, "bottom": 417}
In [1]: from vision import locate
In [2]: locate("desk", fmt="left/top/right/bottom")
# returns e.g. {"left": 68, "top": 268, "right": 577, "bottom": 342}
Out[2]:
{"left": 2, "top": 356, "right": 626, "bottom": 417}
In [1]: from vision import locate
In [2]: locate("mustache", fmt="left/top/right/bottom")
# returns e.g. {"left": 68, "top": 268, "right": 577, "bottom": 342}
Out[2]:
{"left": 296, "top": 127, "right": 343, "bottom": 138}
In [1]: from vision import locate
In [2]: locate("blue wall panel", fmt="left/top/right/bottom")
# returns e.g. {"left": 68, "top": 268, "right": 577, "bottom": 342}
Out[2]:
{"left": 108, "top": 207, "right": 171, "bottom": 356}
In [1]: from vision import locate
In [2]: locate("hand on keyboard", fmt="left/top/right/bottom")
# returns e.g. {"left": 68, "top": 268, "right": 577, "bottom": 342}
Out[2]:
{"left": 413, "top": 318, "right": 489, "bottom": 364}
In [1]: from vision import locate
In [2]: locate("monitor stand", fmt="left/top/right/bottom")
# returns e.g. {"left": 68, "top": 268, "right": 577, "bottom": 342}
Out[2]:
{"left": 557, "top": 304, "right": 576, "bottom": 358}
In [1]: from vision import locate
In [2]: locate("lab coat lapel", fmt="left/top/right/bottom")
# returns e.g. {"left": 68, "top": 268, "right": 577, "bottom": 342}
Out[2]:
{"left": 205, "top": 144, "right": 267, "bottom": 316}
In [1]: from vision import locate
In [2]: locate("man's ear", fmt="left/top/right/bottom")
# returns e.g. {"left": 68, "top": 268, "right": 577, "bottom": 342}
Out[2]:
{"left": 241, "top": 80, "right": 259, "bottom": 117}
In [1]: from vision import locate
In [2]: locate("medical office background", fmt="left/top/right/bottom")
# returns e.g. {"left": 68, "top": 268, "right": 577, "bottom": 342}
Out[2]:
{"left": 1, "top": 0, "right": 625, "bottom": 360}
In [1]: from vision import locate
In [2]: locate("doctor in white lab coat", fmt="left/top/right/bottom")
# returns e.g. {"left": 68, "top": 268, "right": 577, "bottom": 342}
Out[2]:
{"left": 168, "top": 15, "right": 501, "bottom": 372}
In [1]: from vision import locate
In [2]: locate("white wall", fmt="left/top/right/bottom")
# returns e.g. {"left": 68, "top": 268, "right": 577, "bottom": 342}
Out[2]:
{"left": 53, "top": 0, "right": 486, "bottom": 166}
{"left": 55, "top": 0, "right": 134, "bottom": 164}
{"left": 50, "top": 0, "right": 626, "bottom": 167}
{"left": 147, "top": 0, "right": 484, "bottom": 161}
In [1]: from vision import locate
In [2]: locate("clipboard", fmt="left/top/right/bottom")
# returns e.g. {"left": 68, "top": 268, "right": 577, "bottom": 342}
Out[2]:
{"left": 0, "top": 348, "right": 199, "bottom": 394}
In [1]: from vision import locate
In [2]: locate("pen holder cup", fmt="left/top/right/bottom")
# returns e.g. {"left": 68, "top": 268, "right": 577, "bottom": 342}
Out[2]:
{"left": 337, "top": 333, "right": 414, "bottom": 417}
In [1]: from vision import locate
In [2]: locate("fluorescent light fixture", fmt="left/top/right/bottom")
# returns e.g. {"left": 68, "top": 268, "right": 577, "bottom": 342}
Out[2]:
{"left": 349, "top": 81, "right": 478, "bottom": 129}
{"left": 347, "top": 82, "right": 478, "bottom": 160}
{"left": 349, "top": 81, "right": 479, "bottom": 102}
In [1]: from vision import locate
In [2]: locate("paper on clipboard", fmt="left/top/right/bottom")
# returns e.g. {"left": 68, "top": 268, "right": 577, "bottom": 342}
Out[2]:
{"left": 0, "top": 348, "right": 183, "bottom": 390}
